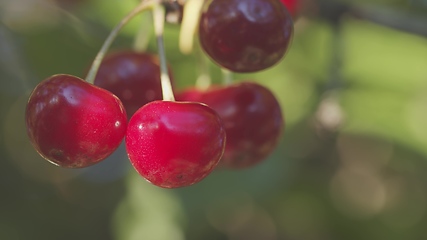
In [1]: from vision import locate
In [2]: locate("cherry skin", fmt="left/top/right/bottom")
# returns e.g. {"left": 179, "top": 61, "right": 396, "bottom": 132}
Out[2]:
{"left": 94, "top": 50, "right": 173, "bottom": 118}
{"left": 26, "top": 74, "right": 127, "bottom": 168}
{"left": 126, "top": 100, "right": 226, "bottom": 188}
{"left": 199, "top": 0, "right": 294, "bottom": 73}
{"left": 177, "top": 82, "right": 283, "bottom": 169}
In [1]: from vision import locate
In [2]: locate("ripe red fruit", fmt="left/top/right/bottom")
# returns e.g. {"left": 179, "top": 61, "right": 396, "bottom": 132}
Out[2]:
{"left": 94, "top": 51, "right": 173, "bottom": 118}
{"left": 199, "top": 0, "right": 294, "bottom": 73}
{"left": 26, "top": 74, "right": 127, "bottom": 168}
{"left": 126, "top": 101, "right": 226, "bottom": 188}
{"left": 177, "top": 82, "right": 283, "bottom": 169}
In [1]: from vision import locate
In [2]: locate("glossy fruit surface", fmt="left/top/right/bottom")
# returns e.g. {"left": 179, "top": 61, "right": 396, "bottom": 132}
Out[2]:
{"left": 126, "top": 100, "right": 226, "bottom": 188}
{"left": 94, "top": 51, "right": 172, "bottom": 118}
{"left": 280, "top": 0, "right": 298, "bottom": 17}
{"left": 199, "top": 0, "right": 293, "bottom": 73}
{"left": 26, "top": 74, "right": 127, "bottom": 168}
{"left": 177, "top": 82, "right": 283, "bottom": 169}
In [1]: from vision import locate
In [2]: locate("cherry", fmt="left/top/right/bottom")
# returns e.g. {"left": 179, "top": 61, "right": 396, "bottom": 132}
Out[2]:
{"left": 93, "top": 50, "right": 173, "bottom": 118}
{"left": 26, "top": 74, "right": 127, "bottom": 168}
{"left": 280, "top": 0, "right": 298, "bottom": 18}
{"left": 177, "top": 82, "right": 283, "bottom": 169}
{"left": 126, "top": 100, "right": 226, "bottom": 188}
{"left": 198, "top": 0, "right": 294, "bottom": 73}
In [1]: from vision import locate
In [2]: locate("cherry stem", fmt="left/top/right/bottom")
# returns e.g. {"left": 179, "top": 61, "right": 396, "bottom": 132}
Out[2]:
{"left": 153, "top": 4, "right": 175, "bottom": 101}
{"left": 179, "top": 0, "right": 204, "bottom": 54}
{"left": 85, "top": 0, "right": 159, "bottom": 84}
{"left": 221, "top": 68, "right": 233, "bottom": 86}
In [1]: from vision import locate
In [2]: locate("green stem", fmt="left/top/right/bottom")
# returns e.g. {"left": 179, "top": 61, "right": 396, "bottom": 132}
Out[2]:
{"left": 179, "top": 0, "right": 204, "bottom": 54}
{"left": 85, "top": 0, "right": 159, "bottom": 84}
{"left": 153, "top": 4, "right": 175, "bottom": 101}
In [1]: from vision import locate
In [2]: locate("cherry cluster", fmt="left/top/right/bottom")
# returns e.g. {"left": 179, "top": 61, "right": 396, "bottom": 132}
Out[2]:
{"left": 25, "top": 0, "right": 294, "bottom": 188}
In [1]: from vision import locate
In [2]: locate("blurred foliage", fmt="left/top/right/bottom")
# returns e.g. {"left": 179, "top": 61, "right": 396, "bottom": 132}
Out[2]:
{"left": 1, "top": 0, "right": 427, "bottom": 239}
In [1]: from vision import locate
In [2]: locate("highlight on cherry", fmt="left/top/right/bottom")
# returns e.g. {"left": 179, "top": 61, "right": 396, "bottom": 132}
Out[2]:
{"left": 25, "top": 0, "right": 294, "bottom": 188}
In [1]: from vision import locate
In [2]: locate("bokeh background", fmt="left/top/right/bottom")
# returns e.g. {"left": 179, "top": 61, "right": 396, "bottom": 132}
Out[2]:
{"left": 1, "top": 0, "right": 427, "bottom": 239}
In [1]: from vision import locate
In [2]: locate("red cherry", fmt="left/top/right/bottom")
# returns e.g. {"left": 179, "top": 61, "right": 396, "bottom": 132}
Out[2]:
{"left": 93, "top": 51, "right": 173, "bottom": 118}
{"left": 199, "top": 0, "right": 294, "bottom": 73}
{"left": 280, "top": 0, "right": 298, "bottom": 17}
{"left": 177, "top": 82, "right": 283, "bottom": 169}
{"left": 126, "top": 100, "right": 226, "bottom": 188}
{"left": 25, "top": 74, "right": 127, "bottom": 168}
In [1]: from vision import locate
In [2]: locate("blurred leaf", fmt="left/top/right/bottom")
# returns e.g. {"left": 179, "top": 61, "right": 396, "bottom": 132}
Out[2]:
{"left": 341, "top": 87, "right": 427, "bottom": 162}
{"left": 339, "top": 18, "right": 427, "bottom": 159}
{"left": 0, "top": 26, "right": 32, "bottom": 94}
{"left": 83, "top": 0, "right": 141, "bottom": 36}
{"left": 22, "top": 23, "right": 97, "bottom": 82}
{"left": 342, "top": 19, "right": 427, "bottom": 93}
{"left": 280, "top": 20, "right": 334, "bottom": 83}
{"left": 113, "top": 172, "right": 186, "bottom": 240}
